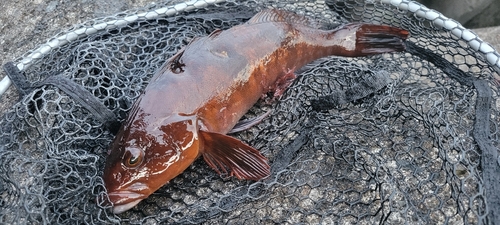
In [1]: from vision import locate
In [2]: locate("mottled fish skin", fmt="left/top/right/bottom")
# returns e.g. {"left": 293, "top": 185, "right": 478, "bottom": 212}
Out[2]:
{"left": 102, "top": 9, "right": 409, "bottom": 214}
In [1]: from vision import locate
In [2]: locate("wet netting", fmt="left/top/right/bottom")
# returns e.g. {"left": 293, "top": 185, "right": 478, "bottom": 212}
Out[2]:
{"left": 1, "top": 0, "right": 500, "bottom": 224}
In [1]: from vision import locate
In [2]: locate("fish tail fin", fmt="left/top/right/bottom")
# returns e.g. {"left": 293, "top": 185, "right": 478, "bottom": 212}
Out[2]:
{"left": 352, "top": 24, "right": 409, "bottom": 55}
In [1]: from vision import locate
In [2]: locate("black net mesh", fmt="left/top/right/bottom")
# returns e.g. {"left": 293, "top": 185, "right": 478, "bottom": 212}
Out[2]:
{"left": 1, "top": 0, "right": 500, "bottom": 224}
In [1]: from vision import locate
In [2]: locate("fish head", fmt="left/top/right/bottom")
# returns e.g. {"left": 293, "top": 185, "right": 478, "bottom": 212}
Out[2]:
{"left": 102, "top": 115, "right": 200, "bottom": 214}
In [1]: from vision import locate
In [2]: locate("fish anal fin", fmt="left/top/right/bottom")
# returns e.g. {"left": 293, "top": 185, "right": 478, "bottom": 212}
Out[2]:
{"left": 199, "top": 131, "right": 270, "bottom": 181}
{"left": 273, "top": 67, "right": 297, "bottom": 98}
{"left": 262, "top": 67, "right": 297, "bottom": 103}
{"left": 247, "top": 9, "right": 320, "bottom": 28}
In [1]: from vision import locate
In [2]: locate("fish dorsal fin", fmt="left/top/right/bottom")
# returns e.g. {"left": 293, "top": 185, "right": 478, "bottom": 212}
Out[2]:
{"left": 199, "top": 130, "right": 270, "bottom": 181}
{"left": 247, "top": 9, "right": 320, "bottom": 28}
{"left": 208, "top": 29, "right": 223, "bottom": 39}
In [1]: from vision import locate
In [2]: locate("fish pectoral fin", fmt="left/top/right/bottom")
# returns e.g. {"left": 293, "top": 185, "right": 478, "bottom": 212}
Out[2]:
{"left": 199, "top": 131, "right": 270, "bottom": 181}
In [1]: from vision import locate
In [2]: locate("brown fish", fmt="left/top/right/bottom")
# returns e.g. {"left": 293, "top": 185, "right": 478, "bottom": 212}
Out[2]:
{"left": 102, "top": 9, "right": 409, "bottom": 214}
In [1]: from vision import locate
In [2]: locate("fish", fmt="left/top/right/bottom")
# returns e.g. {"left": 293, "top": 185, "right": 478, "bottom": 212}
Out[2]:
{"left": 102, "top": 9, "right": 409, "bottom": 214}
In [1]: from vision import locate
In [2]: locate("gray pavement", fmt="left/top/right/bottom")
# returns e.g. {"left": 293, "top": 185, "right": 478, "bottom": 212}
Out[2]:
{"left": 0, "top": 0, "right": 153, "bottom": 113}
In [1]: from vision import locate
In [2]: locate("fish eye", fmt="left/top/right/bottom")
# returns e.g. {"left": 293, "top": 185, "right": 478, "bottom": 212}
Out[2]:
{"left": 123, "top": 147, "right": 144, "bottom": 168}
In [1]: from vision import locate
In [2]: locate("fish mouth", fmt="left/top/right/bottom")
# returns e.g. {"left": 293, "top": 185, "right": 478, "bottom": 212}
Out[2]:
{"left": 107, "top": 190, "right": 148, "bottom": 214}
{"left": 111, "top": 198, "right": 143, "bottom": 214}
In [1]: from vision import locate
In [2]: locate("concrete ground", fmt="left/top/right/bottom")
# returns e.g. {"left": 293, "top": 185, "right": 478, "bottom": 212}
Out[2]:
{"left": 417, "top": 0, "right": 500, "bottom": 28}
{"left": 0, "top": 0, "right": 499, "bottom": 122}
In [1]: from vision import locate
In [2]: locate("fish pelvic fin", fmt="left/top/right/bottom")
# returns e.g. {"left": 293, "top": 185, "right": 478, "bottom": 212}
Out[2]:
{"left": 199, "top": 131, "right": 270, "bottom": 181}
{"left": 228, "top": 110, "right": 272, "bottom": 134}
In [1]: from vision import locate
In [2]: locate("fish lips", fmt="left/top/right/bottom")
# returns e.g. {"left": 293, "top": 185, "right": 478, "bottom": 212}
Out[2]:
{"left": 111, "top": 198, "right": 143, "bottom": 214}
{"left": 101, "top": 190, "right": 148, "bottom": 214}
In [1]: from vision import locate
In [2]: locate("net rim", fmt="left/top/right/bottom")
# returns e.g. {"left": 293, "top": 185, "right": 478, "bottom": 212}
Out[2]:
{"left": 0, "top": 0, "right": 499, "bottom": 96}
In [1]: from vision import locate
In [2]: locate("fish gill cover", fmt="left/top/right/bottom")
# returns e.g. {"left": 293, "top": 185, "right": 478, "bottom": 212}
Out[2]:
{"left": 1, "top": 0, "right": 499, "bottom": 224}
